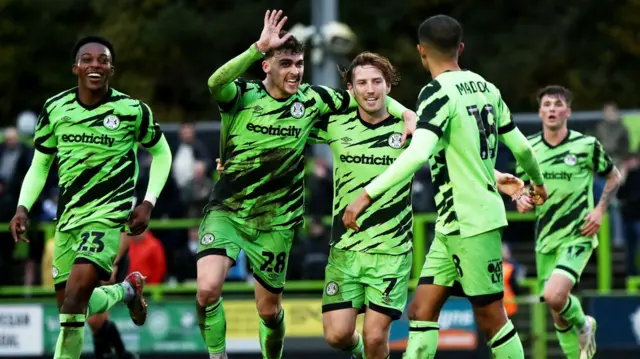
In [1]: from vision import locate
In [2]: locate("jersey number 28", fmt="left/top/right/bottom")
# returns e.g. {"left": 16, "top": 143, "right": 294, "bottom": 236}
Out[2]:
{"left": 467, "top": 104, "right": 497, "bottom": 160}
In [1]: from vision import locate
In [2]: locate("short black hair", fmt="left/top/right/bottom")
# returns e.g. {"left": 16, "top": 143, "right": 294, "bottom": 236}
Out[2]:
{"left": 418, "top": 15, "right": 463, "bottom": 57}
{"left": 265, "top": 31, "right": 305, "bottom": 59}
{"left": 72, "top": 36, "right": 115, "bottom": 63}
{"left": 537, "top": 85, "right": 573, "bottom": 106}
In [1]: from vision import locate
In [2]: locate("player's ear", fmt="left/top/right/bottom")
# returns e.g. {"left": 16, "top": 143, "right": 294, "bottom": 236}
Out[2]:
{"left": 262, "top": 60, "right": 270, "bottom": 74}
{"left": 72, "top": 63, "right": 79, "bottom": 76}
{"left": 385, "top": 82, "right": 391, "bottom": 94}
{"left": 416, "top": 44, "right": 426, "bottom": 59}
{"left": 109, "top": 65, "right": 115, "bottom": 77}
{"left": 458, "top": 42, "right": 465, "bottom": 57}
{"left": 566, "top": 106, "right": 572, "bottom": 118}
{"left": 347, "top": 82, "right": 353, "bottom": 91}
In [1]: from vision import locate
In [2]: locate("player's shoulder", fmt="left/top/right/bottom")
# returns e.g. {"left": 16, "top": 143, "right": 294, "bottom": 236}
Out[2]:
{"left": 567, "top": 130, "right": 597, "bottom": 148}
{"left": 108, "top": 88, "right": 148, "bottom": 115}
{"left": 43, "top": 88, "right": 77, "bottom": 112}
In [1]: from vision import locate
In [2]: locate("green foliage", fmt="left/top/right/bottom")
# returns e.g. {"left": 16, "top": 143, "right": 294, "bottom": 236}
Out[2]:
{"left": 0, "top": 0, "right": 638, "bottom": 126}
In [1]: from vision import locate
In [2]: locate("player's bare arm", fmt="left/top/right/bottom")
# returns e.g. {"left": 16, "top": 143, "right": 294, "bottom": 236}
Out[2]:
{"left": 581, "top": 166, "right": 622, "bottom": 236}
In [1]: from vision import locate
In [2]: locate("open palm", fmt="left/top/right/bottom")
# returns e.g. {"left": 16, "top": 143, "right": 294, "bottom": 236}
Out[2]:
{"left": 256, "top": 10, "right": 292, "bottom": 53}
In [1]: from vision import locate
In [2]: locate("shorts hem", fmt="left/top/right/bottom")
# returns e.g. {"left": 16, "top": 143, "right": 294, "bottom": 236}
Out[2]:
{"left": 196, "top": 248, "right": 237, "bottom": 267}
{"left": 368, "top": 302, "right": 403, "bottom": 320}
{"left": 253, "top": 273, "right": 283, "bottom": 294}
{"left": 553, "top": 265, "right": 579, "bottom": 283}
{"left": 74, "top": 257, "right": 111, "bottom": 282}
{"left": 322, "top": 301, "right": 357, "bottom": 313}
{"left": 54, "top": 281, "right": 67, "bottom": 291}
{"left": 467, "top": 291, "right": 504, "bottom": 306}
{"left": 418, "top": 276, "right": 466, "bottom": 297}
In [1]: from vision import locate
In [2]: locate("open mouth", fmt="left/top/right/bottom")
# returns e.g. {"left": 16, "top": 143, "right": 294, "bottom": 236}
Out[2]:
{"left": 87, "top": 72, "right": 103, "bottom": 81}
{"left": 286, "top": 78, "right": 300, "bottom": 86}
{"left": 548, "top": 115, "right": 557, "bottom": 120}
{"left": 365, "top": 97, "right": 378, "bottom": 105}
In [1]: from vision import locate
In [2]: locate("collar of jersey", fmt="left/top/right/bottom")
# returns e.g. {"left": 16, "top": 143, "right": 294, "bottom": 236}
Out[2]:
{"left": 541, "top": 130, "right": 571, "bottom": 149}
{"left": 75, "top": 87, "right": 113, "bottom": 110}
{"left": 355, "top": 108, "right": 397, "bottom": 129}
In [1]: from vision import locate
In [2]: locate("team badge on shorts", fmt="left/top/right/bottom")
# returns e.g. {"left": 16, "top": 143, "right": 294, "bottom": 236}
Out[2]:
{"left": 388, "top": 133, "right": 403, "bottom": 149}
{"left": 564, "top": 154, "right": 577, "bottom": 166}
{"left": 103, "top": 115, "right": 120, "bottom": 130}
{"left": 382, "top": 295, "right": 392, "bottom": 305}
{"left": 201, "top": 233, "right": 214, "bottom": 245}
{"left": 325, "top": 281, "right": 339, "bottom": 296}
{"left": 52, "top": 266, "right": 59, "bottom": 279}
{"left": 290, "top": 101, "right": 305, "bottom": 119}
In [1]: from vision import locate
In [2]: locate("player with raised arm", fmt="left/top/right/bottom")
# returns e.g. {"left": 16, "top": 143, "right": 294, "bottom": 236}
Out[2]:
{"left": 310, "top": 52, "right": 527, "bottom": 359}
{"left": 342, "top": 15, "right": 547, "bottom": 359}
{"left": 195, "top": 10, "right": 416, "bottom": 359}
{"left": 8, "top": 36, "right": 172, "bottom": 359}
{"left": 515, "top": 85, "right": 621, "bottom": 359}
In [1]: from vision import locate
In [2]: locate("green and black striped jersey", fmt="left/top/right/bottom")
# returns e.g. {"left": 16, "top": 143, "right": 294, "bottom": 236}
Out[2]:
{"left": 418, "top": 70, "right": 514, "bottom": 238}
{"left": 207, "top": 79, "right": 351, "bottom": 230}
{"left": 516, "top": 130, "right": 613, "bottom": 253}
{"left": 311, "top": 108, "right": 412, "bottom": 255}
{"left": 34, "top": 88, "right": 163, "bottom": 231}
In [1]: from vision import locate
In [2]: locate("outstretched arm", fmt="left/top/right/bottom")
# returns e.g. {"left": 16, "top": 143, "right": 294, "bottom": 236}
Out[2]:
{"left": 209, "top": 10, "right": 292, "bottom": 102}
{"left": 17, "top": 151, "right": 54, "bottom": 212}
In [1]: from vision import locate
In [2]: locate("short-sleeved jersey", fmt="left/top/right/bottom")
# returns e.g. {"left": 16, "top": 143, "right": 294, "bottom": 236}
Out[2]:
{"left": 310, "top": 108, "right": 412, "bottom": 255}
{"left": 34, "top": 88, "right": 162, "bottom": 232}
{"left": 207, "top": 79, "right": 350, "bottom": 230}
{"left": 516, "top": 130, "right": 613, "bottom": 253}
{"left": 418, "top": 70, "right": 516, "bottom": 238}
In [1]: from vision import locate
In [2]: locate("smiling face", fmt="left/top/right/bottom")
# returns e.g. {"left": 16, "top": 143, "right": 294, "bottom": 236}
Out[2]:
{"left": 538, "top": 94, "right": 571, "bottom": 131}
{"left": 263, "top": 49, "right": 304, "bottom": 98}
{"left": 348, "top": 65, "right": 390, "bottom": 115}
{"left": 72, "top": 42, "right": 113, "bottom": 92}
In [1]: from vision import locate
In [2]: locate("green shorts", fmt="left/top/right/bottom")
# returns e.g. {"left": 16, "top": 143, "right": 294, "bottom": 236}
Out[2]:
{"left": 52, "top": 223, "right": 121, "bottom": 290}
{"left": 196, "top": 210, "right": 294, "bottom": 293}
{"left": 420, "top": 229, "right": 504, "bottom": 305}
{"left": 321, "top": 247, "right": 411, "bottom": 320}
{"left": 536, "top": 241, "right": 593, "bottom": 297}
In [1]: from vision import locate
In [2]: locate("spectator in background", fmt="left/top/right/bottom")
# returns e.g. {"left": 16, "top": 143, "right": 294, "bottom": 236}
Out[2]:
{"left": 619, "top": 152, "right": 640, "bottom": 275}
{"left": 306, "top": 158, "right": 333, "bottom": 217}
{"left": 502, "top": 243, "right": 525, "bottom": 318}
{"left": 299, "top": 216, "right": 330, "bottom": 280}
{"left": 172, "top": 122, "right": 211, "bottom": 191}
{"left": 128, "top": 230, "right": 167, "bottom": 284}
{"left": 595, "top": 102, "right": 629, "bottom": 246}
{"left": 0, "top": 127, "right": 31, "bottom": 202}
{"left": 181, "top": 160, "right": 215, "bottom": 218}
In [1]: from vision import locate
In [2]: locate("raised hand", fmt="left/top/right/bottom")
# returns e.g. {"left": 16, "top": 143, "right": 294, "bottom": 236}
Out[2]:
{"left": 255, "top": 10, "right": 292, "bottom": 54}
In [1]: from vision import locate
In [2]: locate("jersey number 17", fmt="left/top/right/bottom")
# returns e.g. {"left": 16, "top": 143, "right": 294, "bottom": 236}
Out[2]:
{"left": 467, "top": 104, "right": 497, "bottom": 160}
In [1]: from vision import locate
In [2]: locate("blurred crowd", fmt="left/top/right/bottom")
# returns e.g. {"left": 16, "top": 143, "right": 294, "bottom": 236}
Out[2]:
{"left": 0, "top": 103, "right": 638, "bottom": 288}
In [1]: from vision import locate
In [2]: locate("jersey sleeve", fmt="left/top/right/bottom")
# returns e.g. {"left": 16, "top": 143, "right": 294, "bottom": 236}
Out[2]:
{"left": 515, "top": 162, "right": 530, "bottom": 181}
{"left": 415, "top": 82, "right": 451, "bottom": 138}
{"left": 495, "top": 95, "right": 516, "bottom": 135}
{"left": 33, "top": 106, "right": 57, "bottom": 155}
{"left": 310, "top": 85, "right": 351, "bottom": 116}
{"left": 308, "top": 114, "right": 330, "bottom": 145}
{"left": 135, "top": 101, "right": 163, "bottom": 148}
{"left": 217, "top": 78, "right": 249, "bottom": 113}
{"left": 591, "top": 138, "right": 614, "bottom": 176}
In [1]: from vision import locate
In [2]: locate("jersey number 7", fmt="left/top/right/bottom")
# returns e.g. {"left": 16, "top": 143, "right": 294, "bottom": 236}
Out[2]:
{"left": 466, "top": 104, "right": 498, "bottom": 160}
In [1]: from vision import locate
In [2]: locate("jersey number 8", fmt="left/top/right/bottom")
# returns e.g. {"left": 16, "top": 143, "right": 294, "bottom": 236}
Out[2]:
{"left": 466, "top": 104, "right": 498, "bottom": 160}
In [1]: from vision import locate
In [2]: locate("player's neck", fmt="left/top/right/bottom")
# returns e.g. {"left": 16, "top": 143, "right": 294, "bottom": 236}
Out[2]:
{"left": 543, "top": 126, "right": 569, "bottom": 146}
{"left": 358, "top": 106, "right": 389, "bottom": 125}
{"left": 428, "top": 59, "right": 461, "bottom": 79}
{"left": 262, "top": 79, "right": 292, "bottom": 100}
{"left": 77, "top": 85, "right": 110, "bottom": 107}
